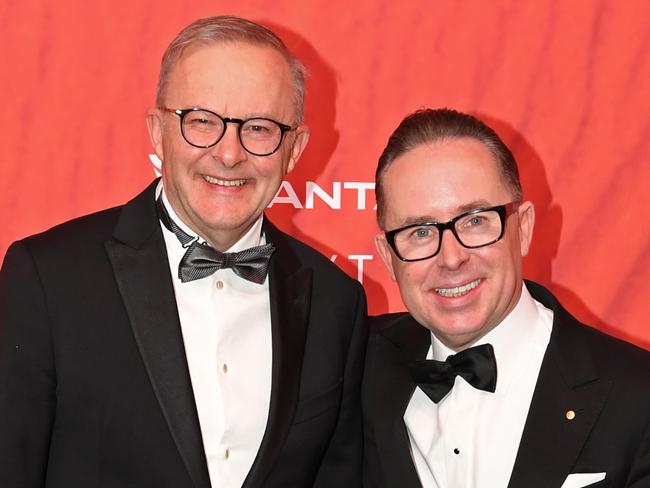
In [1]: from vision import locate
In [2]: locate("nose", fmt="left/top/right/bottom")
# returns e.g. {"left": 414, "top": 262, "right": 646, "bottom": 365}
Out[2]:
{"left": 209, "top": 123, "right": 247, "bottom": 167}
{"left": 436, "top": 229, "right": 470, "bottom": 270}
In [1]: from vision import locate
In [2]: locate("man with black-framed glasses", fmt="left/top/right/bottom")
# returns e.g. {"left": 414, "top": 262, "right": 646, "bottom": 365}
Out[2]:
{"left": 362, "top": 108, "right": 650, "bottom": 488}
{"left": 0, "top": 16, "right": 367, "bottom": 488}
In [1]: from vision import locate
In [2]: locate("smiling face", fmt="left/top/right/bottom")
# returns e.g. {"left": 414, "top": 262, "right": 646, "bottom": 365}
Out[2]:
{"left": 147, "top": 41, "right": 309, "bottom": 250}
{"left": 375, "top": 137, "right": 535, "bottom": 350}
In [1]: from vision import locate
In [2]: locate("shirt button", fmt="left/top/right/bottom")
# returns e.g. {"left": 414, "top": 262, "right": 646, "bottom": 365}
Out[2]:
{"left": 224, "top": 448, "right": 230, "bottom": 459}
{"left": 222, "top": 363, "right": 228, "bottom": 374}
{"left": 215, "top": 280, "right": 224, "bottom": 289}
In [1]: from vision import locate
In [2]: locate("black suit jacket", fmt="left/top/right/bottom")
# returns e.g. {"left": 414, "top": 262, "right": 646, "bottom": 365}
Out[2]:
{"left": 0, "top": 180, "right": 367, "bottom": 488}
{"left": 363, "top": 281, "right": 650, "bottom": 488}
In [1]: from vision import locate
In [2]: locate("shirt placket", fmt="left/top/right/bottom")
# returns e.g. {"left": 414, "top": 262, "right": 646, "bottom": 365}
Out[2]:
{"left": 443, "top": 379, "right": 477, "bottom": 488}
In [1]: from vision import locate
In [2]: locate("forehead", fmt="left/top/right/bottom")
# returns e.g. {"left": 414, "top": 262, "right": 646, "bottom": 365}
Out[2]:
{"left": 165, "top": 41, "right": 296, "bottom": 118}
{"left": 382, "top": 137, "right": 513, "bottom": 222}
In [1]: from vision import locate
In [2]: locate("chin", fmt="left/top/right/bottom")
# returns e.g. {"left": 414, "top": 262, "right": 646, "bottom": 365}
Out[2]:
{"left": 434, "top": 318, "right": 488, "bottom": 343}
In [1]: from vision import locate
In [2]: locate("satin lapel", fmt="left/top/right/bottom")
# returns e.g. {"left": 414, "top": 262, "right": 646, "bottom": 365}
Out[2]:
{"left": 242, "top": 220, "right": 311, "bottom": 488}
{"left": 105, "top": 181, "right": 211, "bottom": 488}
{"left": 507, "top": 282, "right": 613, "bottom": 488}
{"left": 372, "top": 315, "right": 430, "bottom": 488}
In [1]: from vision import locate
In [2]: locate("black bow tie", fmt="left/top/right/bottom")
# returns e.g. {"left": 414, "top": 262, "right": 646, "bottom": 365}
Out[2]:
{"left": 156, "top": 196, "right": 275, "bottom": 284}
{"left": 409, "top": 343, "right": 497, "bottom": 403}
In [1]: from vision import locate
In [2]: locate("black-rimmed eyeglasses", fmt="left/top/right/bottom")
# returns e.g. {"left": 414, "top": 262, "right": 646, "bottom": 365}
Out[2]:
{"left": 161, "top": 107, "right": 297, "bottom": 156}
{"left": 384, "top": 202, "right": 521, "bottom": 262}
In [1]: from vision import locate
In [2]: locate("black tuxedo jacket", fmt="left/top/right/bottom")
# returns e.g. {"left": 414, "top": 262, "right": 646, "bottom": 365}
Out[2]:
{"left": 363, "top": 281, "right": 650, "bottom": 487}
{"left": 0, "top": 180, "right": 367, "bottom": 488}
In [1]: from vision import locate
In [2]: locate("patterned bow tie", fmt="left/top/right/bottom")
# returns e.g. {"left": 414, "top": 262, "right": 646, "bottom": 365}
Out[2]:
{"left": 156, "top": 196, "right": 275, "bottom": 284}
{"left": 409, "top": 343, "right": 497, "bottom": 403}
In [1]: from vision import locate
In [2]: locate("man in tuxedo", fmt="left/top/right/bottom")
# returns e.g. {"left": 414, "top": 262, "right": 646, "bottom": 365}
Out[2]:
{"left": 0, "top": 16, "right": 367, "bottom": 488}
{"left": 363, "top": 108, "right": 650, "bottom": 488}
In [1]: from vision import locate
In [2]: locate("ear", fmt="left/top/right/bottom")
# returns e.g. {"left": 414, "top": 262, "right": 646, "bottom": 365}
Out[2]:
{"left": 146, "top": 108, "right": 165, "bottom": 162}
{"left": 517, "top": 200, "right": 535, "bottom": 257}
{"left": 375, "top": 233, "right": 397, "bottom": 281}
{"left": 285, "top": 125, "right": 310, "bottom": 174}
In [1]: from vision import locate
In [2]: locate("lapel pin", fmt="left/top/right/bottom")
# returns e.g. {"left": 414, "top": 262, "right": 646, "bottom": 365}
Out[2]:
{"left": 566, "top": 410, "right": 576, "bottom": 420}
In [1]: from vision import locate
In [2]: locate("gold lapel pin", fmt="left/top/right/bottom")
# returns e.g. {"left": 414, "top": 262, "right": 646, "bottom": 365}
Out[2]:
{"left": 566, "top": 410, "right": 576, "bottom": 420}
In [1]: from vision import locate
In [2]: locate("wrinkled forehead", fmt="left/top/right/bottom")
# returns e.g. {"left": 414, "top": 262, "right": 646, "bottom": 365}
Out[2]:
{"left": 164, "top": 42, "right": 297, "bottom": 118}
{"left": 162, "top": 40, "right": 297, "bottom": 106}
{"left": 170, "top": 40, "right": 292, "bottom": 79}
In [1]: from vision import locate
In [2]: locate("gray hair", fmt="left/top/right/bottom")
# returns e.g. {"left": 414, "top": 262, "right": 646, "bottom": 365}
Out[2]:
{"left": 155, "top": 16, "right": 307, "bottom": 123}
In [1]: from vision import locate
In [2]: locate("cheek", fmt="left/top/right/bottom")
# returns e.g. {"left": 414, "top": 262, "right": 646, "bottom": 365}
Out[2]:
{"left": 482, "top": 246, "right": 521, "bottom": 294}
{"left": 254, "top": 158, "right": 287, "bottom": 181}
{"left": 160, "top": 126, "right": 182, "bottom": 158}
{"left": 502, "top": 236, "right": 524, "bottom": 275}
{"left": 161, "top": 158, "right": 187, "bottom": 187}
{"left": 161, "top": 138, "right": 185, "bottom": 167}
{"left": 394, "top": 263, "right": 429, "bottom": 296}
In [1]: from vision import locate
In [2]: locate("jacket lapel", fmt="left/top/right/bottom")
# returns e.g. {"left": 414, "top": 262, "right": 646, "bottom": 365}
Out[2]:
{"left": 105, "top": 181, "right": 211, "bottom": 488}
{"left": 242, "top": 219, "right": 312, "bottom": 488}
{"left": 371, "top": 315, "right": 431, "bottom": 488}
{"left": 507, "top": 281, "right": 613, "bottom": 488}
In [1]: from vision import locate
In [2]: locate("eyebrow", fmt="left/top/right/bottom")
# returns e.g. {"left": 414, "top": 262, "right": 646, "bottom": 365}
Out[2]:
{"left": 178, "top": 106, "right": 280, "bottom": 120}
{"left": 399, "top": 200, "right": 495, "bottom": 227}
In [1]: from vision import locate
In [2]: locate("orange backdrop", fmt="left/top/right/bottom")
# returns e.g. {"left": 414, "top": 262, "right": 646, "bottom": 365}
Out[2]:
{"left": 2, "top": 0, "right": 649, "bottom": 348}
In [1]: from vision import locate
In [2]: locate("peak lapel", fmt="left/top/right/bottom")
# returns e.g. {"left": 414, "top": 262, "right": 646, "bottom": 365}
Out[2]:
{"left": 242, "top": 220, "right": 311, "bottom": 488}
{"left": 371, "top": 315, "right": 430, "bottom": 488}
{"left": 508, "top": 282, "right": 613, "bottom": 488}
{"left": 105, "top": 181, "right": 211, "bottom": 488}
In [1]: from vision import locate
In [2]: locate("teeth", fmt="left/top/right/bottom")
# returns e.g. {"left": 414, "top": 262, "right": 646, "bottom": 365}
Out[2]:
{"left": 435, "top": 279, "right": 481, "bottom": 298}
{"left": 203, "top": 175, "right": 247, "bottom": 187}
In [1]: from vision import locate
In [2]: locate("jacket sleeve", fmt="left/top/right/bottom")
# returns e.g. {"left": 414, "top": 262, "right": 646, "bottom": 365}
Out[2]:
{"left": 625, "top": 413, "right": 650, "bottom": 486}
{"left": 312, "top": 281, "right": 368, "bottom": 488}
{"left": 0, "top": 241, "right": 56, "bottom": 487}
{"left": 361, "top": 331, "right": 387, "bottom": 488}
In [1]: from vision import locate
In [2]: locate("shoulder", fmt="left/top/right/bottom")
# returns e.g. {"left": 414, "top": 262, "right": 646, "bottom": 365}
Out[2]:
{"left": 367, "top": 312, "right": 429, "bottom": 353}
{"left": 8, "top": 205, "right": 123, "bottom": 263}
{"left": 558, "top": 325, "right": 650, "bottom": 428}
{"left": 280, "top": 231, "right": 341, "bottom": 272}
{"left": 370, "top": 312, "right": 411, "bottom": 334}
{"left": 528, "top": 281, "right": 650, "bottom": 384}
{"left": 573, "top": 324, "right": 650, "bottom": 380}
{"left": 6, "top": 180, "right": 158, "bottom": 267}
{"left": 1, "top": 205, "right": 127, "bottom": 308}
{"left": 266, "top": 219, "right": 364, "bottom": 294}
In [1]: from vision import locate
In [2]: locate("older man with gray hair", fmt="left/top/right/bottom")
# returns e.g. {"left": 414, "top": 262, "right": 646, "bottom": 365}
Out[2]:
{"left": 0, "top": 16, "right": 367, "bottom": 488}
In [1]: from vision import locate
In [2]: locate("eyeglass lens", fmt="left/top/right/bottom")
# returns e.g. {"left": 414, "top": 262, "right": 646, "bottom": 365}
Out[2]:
{"left": 181, "top": 109, "right": 285, "bottom": 155}
{"left": 394, "top": 209, "right": 504, "bottom": 260}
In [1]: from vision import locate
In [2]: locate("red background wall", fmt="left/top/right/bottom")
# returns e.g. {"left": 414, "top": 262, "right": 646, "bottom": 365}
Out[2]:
{"left": 2, "top": 1, "right": 649, "bottom": 348}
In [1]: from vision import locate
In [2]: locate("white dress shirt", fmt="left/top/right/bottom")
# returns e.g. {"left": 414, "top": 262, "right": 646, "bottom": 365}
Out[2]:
{"left": 404, "top": 284, "right": 554, "bottom": 488}
{"left": 158, "top": 185, "right": 272, "bottom": 488}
